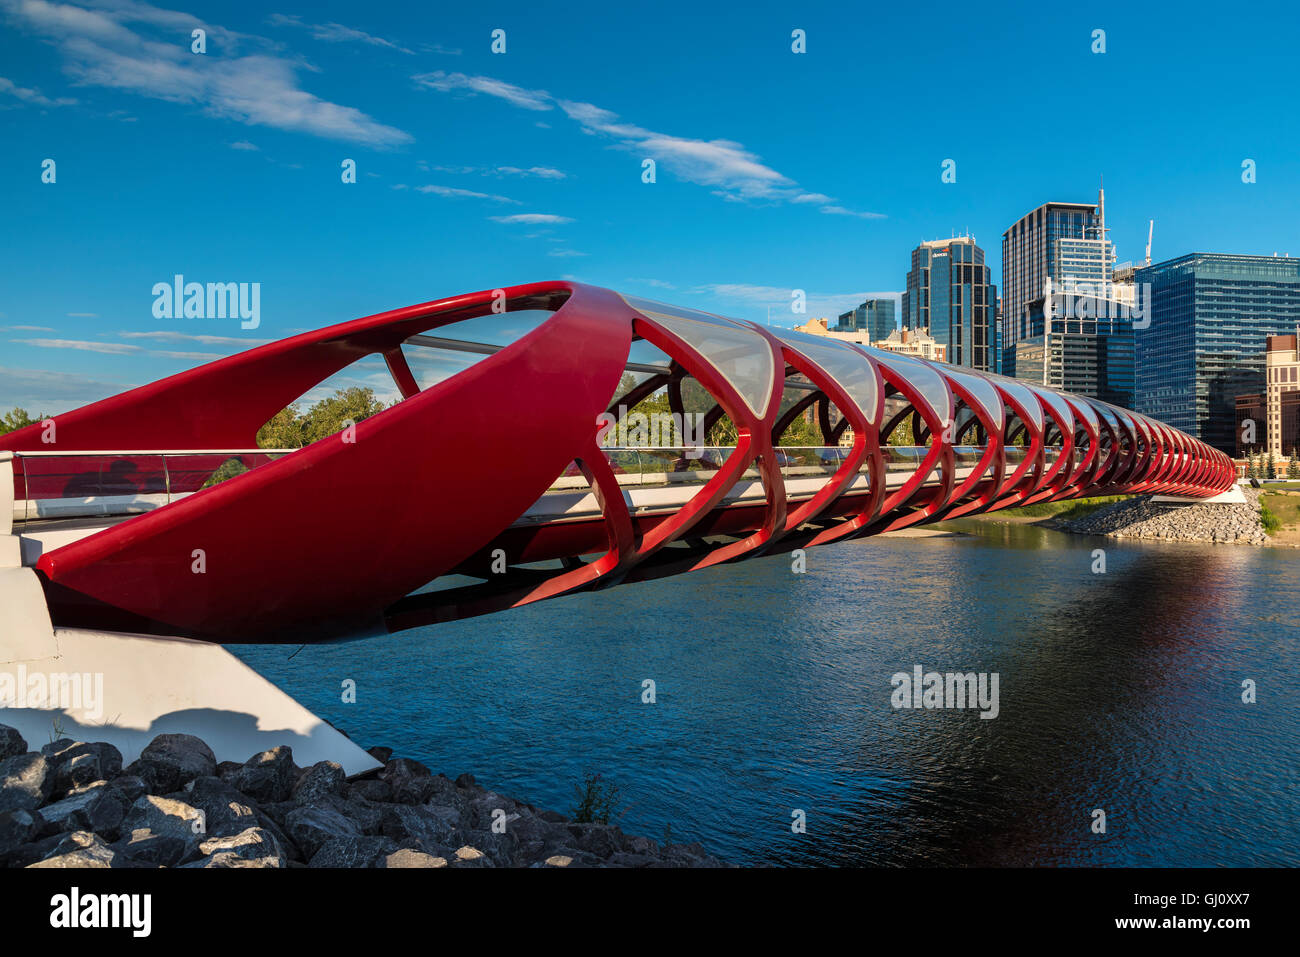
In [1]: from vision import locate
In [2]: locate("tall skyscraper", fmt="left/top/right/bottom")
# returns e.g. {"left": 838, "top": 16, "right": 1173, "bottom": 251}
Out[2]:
{"left": 1135, "top": 254, "right": 1300, "bottom": 453}
{"left": 901, "top": 236, "right": 996, "bottom": 371}
{"left": 836, "top": 298, "right": 896, "bottom": 341}
{"left": 1000, "top": 194, "right": 1134, "bottom": 406}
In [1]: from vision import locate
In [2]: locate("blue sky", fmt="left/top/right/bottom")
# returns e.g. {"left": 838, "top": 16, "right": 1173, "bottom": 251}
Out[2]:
{"left": 3, "top": 0, "right": 1299, "bottom": 412}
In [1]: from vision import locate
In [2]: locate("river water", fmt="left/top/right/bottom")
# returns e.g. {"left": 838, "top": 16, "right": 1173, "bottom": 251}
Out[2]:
{"left": 231, "top": 521, "right": 1299, "bottom": 866}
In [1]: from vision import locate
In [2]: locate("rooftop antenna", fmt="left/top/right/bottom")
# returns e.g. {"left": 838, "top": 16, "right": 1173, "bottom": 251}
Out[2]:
{"left": 1145, "top": 219, "right": 1153, "bottom": 266}
{"left": 1098, "top": 176, "right": 1106, "bottom": 238}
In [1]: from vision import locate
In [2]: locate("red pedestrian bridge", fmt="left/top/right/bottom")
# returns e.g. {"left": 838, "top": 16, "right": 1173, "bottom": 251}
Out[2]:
{"left": 2, "top": 281, "right": 1234, "bottom": 646}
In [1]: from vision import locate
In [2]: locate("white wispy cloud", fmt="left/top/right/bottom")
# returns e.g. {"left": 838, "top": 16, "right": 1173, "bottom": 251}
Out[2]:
{"left": 421, "top": 162, "right": 567, "bottom": 180}
{"left": 149, "top": 349, "right": 227, "bottom": 360}
{"left": 229, "top": 139, "right": 259, "bottom": 150}
{"left": 495, "top": 165, "right": 566, "bottom": 179}
{"left": 413, "top": 71, "right": 883, "bottom": 216}
{"left": 66, "top": 311, "right": 98, "bottom": 317}
{"left": 12, "top": 337, "right": 140, "bottom": 354}
{"left": 117, "top": 330, "right": 273, "bottom": 346}
{"left": 414, "top": 184, "right": 520, "bottom": 204}
{"left": 0, "top": 365, "right": 134, "bottom": 413}
{"left": 0, "top": 75, "right": 77, "bottom": 106}
{"left": 548, "top": 249, "right": 588, "bottom": 258}
{"left": 3, "top": 0, "right": 412, "bottom": 146}
{"left": 412, "top": 71, "right": 551, "bottom": 111}
{"left": 819, "top": 206, "right": 885, "bottom": 220}
{"left": 490, "top": 213, "right": 573, "bottom": 225}
{"left": 2, "top": 325, "right": 57, "bottom": 332}
{"left": 267, "top": 13, "right": 413, "bottom": 55}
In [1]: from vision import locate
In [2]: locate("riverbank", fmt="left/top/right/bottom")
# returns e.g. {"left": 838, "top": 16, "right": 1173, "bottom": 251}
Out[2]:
{"left": 0, "top": 726, "right": 726, "bottom": 868}
{"left": 955, "top": 489, "right": 1291, "bottom": 546}
{"left": 1049, "top": 487, "right": 1271, "bottom": 546}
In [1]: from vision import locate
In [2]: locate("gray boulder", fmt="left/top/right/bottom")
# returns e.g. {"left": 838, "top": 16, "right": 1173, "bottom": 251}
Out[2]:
{"left": 347, "top": 778, "right": 392, "bottom": 803}
{"left": 329, "top": 796, "right": 383, "bottom": 836}
{"left": 608, "top": 852, "right": 658, "bottom": 867}
{"left": 183, "top": 827, "right": 287, "bottom": 868}
{"left": 0, "top": 725, "right": 26, "bottom": 761}
{"left": 458, "top": 827, "right": 519, "bottom": 867}
{"left": 114, "top": 795, "right": 205, "bottom": 867}
{"left": 292, "top": 761, "right": 346, "bottom": 804}
{"left": 379, "top": 758, "right": 439, "bottom": 805}
{"left": 128, "top": 734, "right": 216, "bottom": 793}
{"left": 174, "top": 776, "right": 258, "bottom": 839}
{"left": 284, "top": 805, "right": 361, "bottom": 860}
{"left": 379, "top": 803, "right": 461, "bottom": 851}
{"left": 0, "top": 808, "right": 42, "bottom": 859}
{"left": 104, "top": 774, "right": 149, "bottom": 806}
{"left": 0, "top": 752, "right": 52, "bottom": 813}
{"left": 226, "top": 746, "right": 297, "bottom": 803}
{"left": 41, "top": 740, "right": 122, "bottom": 798}
{"left": 28, "top": 831, "right": 118, "bottom": 868}
{"left": 34, "top": 781, "right": 126, "bottom": 839}
{"left": 569, "top": 823, "right": 627, "bottom": 859}
{"left": 308, "top": 835, "right": 398, "bottom": 868}
{"left": 508, "top": 813, "right": 573, "bottom": 862}
{"left": 254, "top": 807, "right": 299, "bottom": 863}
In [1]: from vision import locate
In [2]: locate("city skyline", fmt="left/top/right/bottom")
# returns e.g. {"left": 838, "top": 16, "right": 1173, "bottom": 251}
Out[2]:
{"left": 3, "top": 0, "right": 1300, "bottom": 414}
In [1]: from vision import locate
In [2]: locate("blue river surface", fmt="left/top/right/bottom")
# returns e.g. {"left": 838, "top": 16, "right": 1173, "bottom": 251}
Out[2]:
{"left": 230, "top": 521, "right": 1300, "bottom": 867}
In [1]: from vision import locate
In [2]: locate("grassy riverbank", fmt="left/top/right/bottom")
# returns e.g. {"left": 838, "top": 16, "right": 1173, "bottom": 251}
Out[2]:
{"left": 965, "top": 496, "right": 1131, "bottom": 524}
{"left": 1259, "top": 485, "right": 1300, "bottom": 544}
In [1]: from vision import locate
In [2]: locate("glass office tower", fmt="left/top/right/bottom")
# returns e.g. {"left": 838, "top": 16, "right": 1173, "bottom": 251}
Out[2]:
{"left": 835, "top": 298, "right": 896, "bottom": 341}
{"left": 902, "top": 237, "right": 996, "bottom": 371}
{"left": 1134, "top": 253, "right": 1300, "bottom": 453}
{"left": 1000, "top": 198, "right": 1133, "bottom": 405}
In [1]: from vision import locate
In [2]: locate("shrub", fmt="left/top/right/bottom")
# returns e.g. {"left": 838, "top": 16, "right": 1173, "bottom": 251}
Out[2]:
{"left": 571, "top": 770, "right": 622, "bottom": 825}
{"left": 1261, "top": 504, "right": 1282, "bottom": 535}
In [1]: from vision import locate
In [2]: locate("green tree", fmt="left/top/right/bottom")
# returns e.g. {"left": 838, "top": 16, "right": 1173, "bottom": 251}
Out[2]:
{"left": 0, "top": 408, "right": 48, "bottom": 436}
{"left": 256, "top": 405, "right": 304, "bottom": 449}
{"left": 300, "top": 387, "right": 387, "bottom": 444}
{"left": 1267, "top": 451, "right": 1278, "bottom": 480}
{"left": 255, "top": 388, "right": 387, "bottom": 450}
{"left": 1288, "top": 452, "right": 1299, "bottom": 480}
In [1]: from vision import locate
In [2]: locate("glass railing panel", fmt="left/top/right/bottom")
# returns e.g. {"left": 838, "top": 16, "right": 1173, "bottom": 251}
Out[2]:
{"left": 166, "top": 452, "right": 286, "bottom": 493}
{"left": 16, "top": 453, "right": 167, "bottom": 519}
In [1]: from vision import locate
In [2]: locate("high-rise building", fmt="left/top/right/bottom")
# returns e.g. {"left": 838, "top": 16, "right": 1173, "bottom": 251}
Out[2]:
{"left": 1135, "top": 254, "right": 1300, "bottom": 453}
{"left": 993, "top": 296, "right": 1003, "bottom": 375}
{"left": 1000, "top": 194, "right": 1134, "bottom": 406}
{"left": 1235, "top": 393, "right": 1266, "bottom": 457}
{"left": 901, "top": 236, "right": 995, "bottom": 371}
{"left": 836, "top": 298, "right": 896, "bottom": 341}
{"left": 1265, "top": 333, "right": 1300, "bottom": 457}
{"left": 1235, "top": 332, "right": 1300, "bottom": 458}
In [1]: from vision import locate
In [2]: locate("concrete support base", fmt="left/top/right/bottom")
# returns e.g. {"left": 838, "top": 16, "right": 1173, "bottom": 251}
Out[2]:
{"left": 1151, "top": 485, "right": 1248, "bottom": 505}
{"left": 0, "top": 565, "right": 380, "bottom": 777}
